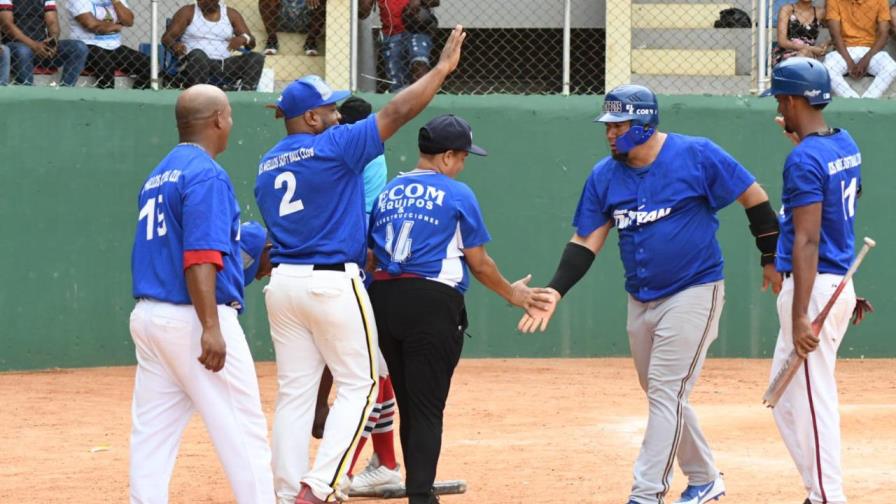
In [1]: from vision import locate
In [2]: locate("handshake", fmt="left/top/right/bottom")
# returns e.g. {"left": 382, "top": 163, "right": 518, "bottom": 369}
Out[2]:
{"left": 506, "top": 275, "right": 562, "bottom": 333}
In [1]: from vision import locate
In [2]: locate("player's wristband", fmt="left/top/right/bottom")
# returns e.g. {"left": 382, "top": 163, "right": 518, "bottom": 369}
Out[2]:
{"left": 241, "top": 33, "right": 252, "bottom": 45}
{"left": 745, "top": 200, "right": 779, "bottom": 267}
{"left": 547, "top": 242, "right": 596, "bottom": 297}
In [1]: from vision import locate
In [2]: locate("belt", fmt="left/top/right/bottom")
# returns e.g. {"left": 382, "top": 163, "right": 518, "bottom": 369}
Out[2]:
{"left": 783, "top": 272, "right": 791, "bottom": 278}
{"left": 313, "top": 263, "right": 347, "bottom": 272}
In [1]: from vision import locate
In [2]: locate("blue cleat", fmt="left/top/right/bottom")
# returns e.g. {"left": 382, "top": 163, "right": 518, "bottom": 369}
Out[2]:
{"left": 674, "top": 474, "right": 726, "bottom": 504}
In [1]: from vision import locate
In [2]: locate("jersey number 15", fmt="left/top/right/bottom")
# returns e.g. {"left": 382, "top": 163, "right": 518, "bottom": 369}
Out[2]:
{"left": 138, "top": 195, "right": 167, "bottom": 240}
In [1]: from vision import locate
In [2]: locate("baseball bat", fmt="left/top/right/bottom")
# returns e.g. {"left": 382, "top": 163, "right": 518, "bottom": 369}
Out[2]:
{"left": 762, "top": 236, "right": 876, "bottom": 408}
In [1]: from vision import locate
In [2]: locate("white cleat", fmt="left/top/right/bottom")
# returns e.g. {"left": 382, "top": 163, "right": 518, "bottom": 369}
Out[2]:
{"left": 674, "top": 474, "right": 726, "bottom": 504}
{"left": 349, "top": 453, "right": 402, "bottom": 493}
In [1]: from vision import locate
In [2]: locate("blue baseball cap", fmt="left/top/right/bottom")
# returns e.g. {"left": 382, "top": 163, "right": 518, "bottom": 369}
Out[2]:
{"left": 418, "top": 114, "right": 488, "bottom": 156}
{"left": 239, "top": 221, "right": 268, "bottom": 286}
{"left": 271, "top": 75, "right": 351, "bottom": 120}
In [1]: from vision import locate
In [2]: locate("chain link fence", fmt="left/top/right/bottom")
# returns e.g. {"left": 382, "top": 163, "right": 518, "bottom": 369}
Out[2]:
{"left": 2, "top": 0, "right": 896, "bottom": 96}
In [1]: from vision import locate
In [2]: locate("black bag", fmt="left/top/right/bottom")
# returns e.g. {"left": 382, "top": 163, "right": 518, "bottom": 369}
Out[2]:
{"left": 402, "top": 3, "right": 439, "bottom": 35}
{"left": 714, "top": 8, "right": 751, "bottom": 28}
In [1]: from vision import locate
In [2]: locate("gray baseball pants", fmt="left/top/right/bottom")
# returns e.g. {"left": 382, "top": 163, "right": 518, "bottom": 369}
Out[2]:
{"left": 626, "top": 280, "right": 724, "bottom": 504}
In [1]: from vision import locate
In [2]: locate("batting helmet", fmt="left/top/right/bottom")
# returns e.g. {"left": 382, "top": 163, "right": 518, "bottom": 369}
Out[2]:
{"left": 760, "top": 57, "right": 832, "bottom": 106}
{"left": 595, "top": 84, "right": 659, "bottom": 153}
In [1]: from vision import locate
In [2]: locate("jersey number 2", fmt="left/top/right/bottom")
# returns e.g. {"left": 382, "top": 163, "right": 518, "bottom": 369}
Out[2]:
{"left": 138, "top": 195, "right": 167, "bottom": 240}
{"left": 841, "top": 177, "right": 857, "bottom": 220}
{"left": 275, "top": 172, "right": 304, "bottom": 216}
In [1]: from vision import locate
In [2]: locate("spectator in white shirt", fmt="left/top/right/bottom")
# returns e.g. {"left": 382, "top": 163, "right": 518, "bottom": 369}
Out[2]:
{"left": 66, "top": 0, "right": 150, "bottom": 88}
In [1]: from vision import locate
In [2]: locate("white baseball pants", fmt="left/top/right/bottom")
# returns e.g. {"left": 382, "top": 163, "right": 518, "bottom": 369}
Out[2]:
{"left": 824, "top": 47, "right": 896, "bottom": 99}
{"left": 128, "top": 299, "right": 274, "bottom": 504}
{"left": 264, "top": 264, "right": 378, "bottom": 503}
{"left": 770, "top": 274, "right": 856, "bottom": 504}
{"left": 626, "top": 281, "right": 724, "bottom": 504}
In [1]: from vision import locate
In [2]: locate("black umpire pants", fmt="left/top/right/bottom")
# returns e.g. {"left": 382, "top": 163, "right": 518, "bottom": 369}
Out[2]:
{"left": 86, "top": 45, "right": 150, "bottom": 89}
{"left": 369, "top": 278, "right": 467, "bottom": 504}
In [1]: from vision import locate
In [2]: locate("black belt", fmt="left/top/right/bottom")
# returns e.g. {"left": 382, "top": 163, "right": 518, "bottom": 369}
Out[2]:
{"left": 313, "top": 263, "right": 346, "bottom": 271}
{"left": 784, "top": 272, "right": 791, "bottom": 278}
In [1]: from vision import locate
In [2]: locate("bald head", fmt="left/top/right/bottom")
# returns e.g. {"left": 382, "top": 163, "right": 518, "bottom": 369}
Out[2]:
{"left": 175, "top": 85, "right": 233, "bottom": 156}
{"left": 176, "top": 84, "right": 229, "bottom": 127}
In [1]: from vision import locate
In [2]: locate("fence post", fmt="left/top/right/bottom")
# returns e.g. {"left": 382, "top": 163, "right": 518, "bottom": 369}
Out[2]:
{"left": 562, "top": 0, "right": 571, "bottom": 96}
{"left": 150, "top": 0, "right": 159, "bottom": 91}
{"left": 350, "top": 0, "right": 358, "bottom": 92}
{"left": 757, "top": 0, "right": 768, "bottom": 92}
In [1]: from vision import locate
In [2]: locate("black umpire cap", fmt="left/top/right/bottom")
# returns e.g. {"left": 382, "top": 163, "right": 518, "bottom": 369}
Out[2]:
{"left": 338, "top": 96, "right": 373, "bottom": 125}
{"left": 418, "top": 114, "right": 488, "bottom": 156}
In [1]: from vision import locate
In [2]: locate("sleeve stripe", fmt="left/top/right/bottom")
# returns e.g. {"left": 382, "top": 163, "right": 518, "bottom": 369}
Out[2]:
{"left": 44, "top": 0, "right": 56, "bottom": 10}
{"left": 0, "top": 2, "right": 13, "bottom": 10}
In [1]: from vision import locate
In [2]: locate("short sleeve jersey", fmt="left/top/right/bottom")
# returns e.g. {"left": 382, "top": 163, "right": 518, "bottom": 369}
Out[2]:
{"left": 776, "top": 129, "right": 860, "bottom": 275}
{"left": 369, "top": 170, "right": 491, "bottom": 293}
{"left": 65, "top": 0, "right": 126, "bottom": 49}
{"left": 573, "top": 133, "right": 755, "bottom": 301}
{"left": 131, "top": 144, "right": 244, "bottom": 310}
{"left": 0, "top": 0, "right": 56, "bottom": 44}
{"left": 255, "top": 115, "right": 384, "bottom": 266}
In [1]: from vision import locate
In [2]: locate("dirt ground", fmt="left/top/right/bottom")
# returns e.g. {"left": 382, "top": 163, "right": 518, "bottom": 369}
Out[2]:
{"left": 1, "top": 358, "right": 894, "bottom": 503}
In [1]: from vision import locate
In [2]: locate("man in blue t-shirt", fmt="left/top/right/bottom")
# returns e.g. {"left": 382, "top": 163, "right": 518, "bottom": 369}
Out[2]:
{"left": 129, "top": 85, "right": 273, "bottom": 504}
{"left": 519, "top": 84, "right": 780, "bottom": 504}
{"left": 368, "top": 114, "right": 550, "bottom": 504}
{"left": 761, "top": 57, "right": 871, "bottom": 504}
{"left": 254, "top": 27, "right": 474, "bottom": 504}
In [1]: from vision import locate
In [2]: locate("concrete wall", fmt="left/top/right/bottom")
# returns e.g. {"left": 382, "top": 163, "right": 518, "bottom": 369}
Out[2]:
{"left": 1, "top": 88, "right": 893, "bottom": 371}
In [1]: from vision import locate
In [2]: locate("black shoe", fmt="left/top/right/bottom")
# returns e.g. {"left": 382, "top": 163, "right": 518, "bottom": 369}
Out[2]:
{"left": 264, "top": 38, "right": 278, "bottom": 55}
{"left": 803, "top": 500, "right": 811, "bottom": 504}
{"left": 304, "top": 38, "right": 319, "bottom": 56}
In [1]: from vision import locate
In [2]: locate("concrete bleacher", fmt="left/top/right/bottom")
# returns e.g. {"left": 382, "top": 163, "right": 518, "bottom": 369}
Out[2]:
{"left": 227, "top": 0, "right": 324, "bottom": 90}
{"left": 629, "top": 0, "right": 752, "bottom": 95}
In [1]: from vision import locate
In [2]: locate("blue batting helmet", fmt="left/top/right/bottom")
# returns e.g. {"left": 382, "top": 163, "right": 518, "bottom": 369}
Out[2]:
{"left": 760, "top": 57, "right": 832, "bottom": 106}
{"left": 595, "top": 84, "right": 659, "bottom": 153}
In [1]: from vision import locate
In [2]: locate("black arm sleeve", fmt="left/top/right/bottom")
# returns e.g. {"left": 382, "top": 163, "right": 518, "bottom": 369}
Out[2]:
{"left": 745, "top": 200, "right": 779, "bottom": 266}
{"left": 547, "top": 242, "right": 596, "bottom": 297}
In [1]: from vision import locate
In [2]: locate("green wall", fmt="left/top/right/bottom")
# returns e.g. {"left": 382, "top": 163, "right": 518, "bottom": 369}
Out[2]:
{"left": 0, "top": 88, "right": 892, "bottom": 370}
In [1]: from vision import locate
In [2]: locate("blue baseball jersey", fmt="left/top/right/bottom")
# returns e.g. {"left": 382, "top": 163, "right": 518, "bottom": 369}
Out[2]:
{"left": 255, "top": 115, "right": 384, "bottom": 266}
{"left": 573, "top": 133, "right": 756, "bottom": 301}
{"left": 369, "top": 170, "right": 491, "bottom": 293}
{"left": 131, "top": 144, "right": 244, "bottom": 310}
{"left": 776, "top": 129, "right": 860, "bottom": 274}
{"left": 363, "top": 154, "right": 388, "bottom": 216}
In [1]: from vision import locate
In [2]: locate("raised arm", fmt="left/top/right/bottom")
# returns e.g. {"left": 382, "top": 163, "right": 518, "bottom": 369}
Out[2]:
{"left": 374, "top": 25, "right": 466, "bottom": 142}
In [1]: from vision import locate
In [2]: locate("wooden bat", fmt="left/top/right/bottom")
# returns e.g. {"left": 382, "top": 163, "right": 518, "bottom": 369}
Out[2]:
{"left": 763, "top": 236, "right": 876, "bottom": 408}
{"left": 350, "top": 479, "right": 467, "bottom": 498}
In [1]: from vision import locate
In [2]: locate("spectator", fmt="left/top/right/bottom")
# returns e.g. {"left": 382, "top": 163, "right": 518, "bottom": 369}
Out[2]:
{"left": 773, "top": 0, "right": 828, "bottom": 65}
{"left": 162, "top": 0, "right": 264, "bottom": 91}
{"left": 0, "top": 0, "right": 88, "bottom": 86}
{"left": 258, "top": 0, "right": 323, "bottom": 56}
{"left": 360, "top": 0, "right": 438, "bottom": 92}
{"left": 0, "top": 44, "right": 9, "bottom": 85}
{"left": 65, "top": 0, "right": 150, "bottom": 89}
{"left": 824, "top": 0, "right": 896, "bottom": 98}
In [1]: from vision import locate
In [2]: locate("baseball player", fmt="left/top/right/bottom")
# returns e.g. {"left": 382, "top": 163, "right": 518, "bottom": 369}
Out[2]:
{"left": 368, "top": 113, "right": 551, "bottom": 504}
{"left": 518, "top": 84, "right": 781, "bottom": 504}
{"left": 240, "top": 220, "right": 272, "bottom": 287}
{"left": 254, "top": 26, "right": 468, "bottom": 504}
{"left": 128, "top": 85, "right": 274, "bottom": 504}
{"left": 761, "top": 57, "right": 872, "bottom": 504}
{"left": 310, "top": 96, "right": 403, "bottom": 496}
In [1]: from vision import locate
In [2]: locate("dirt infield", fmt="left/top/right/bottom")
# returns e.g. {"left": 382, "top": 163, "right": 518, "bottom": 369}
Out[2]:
{"left": 1, "top": 358, "right": 893, "bottom": 503}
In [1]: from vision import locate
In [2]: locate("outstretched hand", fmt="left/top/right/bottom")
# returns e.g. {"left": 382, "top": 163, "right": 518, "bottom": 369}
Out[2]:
{"left": 508, "top": 274, "right": 555, "bottom": 311}
{"left": 517, "top": 288, "right": 561, "bottom": 333}
{"left": 436, "top": 25, "right": 466, "bottom": 75}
